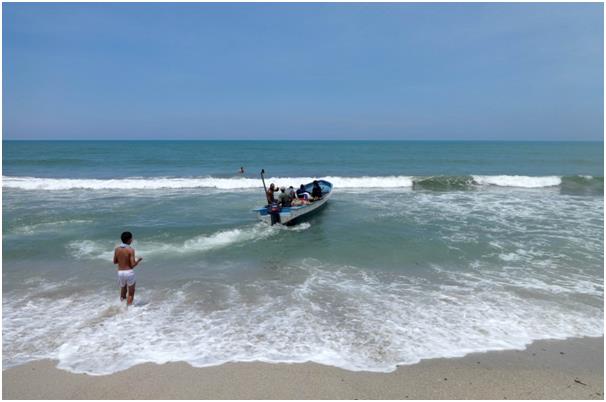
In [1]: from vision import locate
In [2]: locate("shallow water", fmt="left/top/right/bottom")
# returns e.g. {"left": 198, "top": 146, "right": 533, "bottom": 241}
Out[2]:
{"left": 3, "top": 140, "right": 604, "bottom": 374}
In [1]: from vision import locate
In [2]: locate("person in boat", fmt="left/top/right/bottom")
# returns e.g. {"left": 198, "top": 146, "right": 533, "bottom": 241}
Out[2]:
{"left": 296, "top": 184, "right": 311, "bottom": 201}
{"left": 113, "top": 231, "right": 143, "bottom": 306}
{"left": 293, "top": 184, "right": 311, "bottom": 205}
{"left": 287, "top": 186, "right": 296, "bottom": 201}
{"left": 266, "top": 183, "right": 278, "bottom": 205}
{"left": 278, "top": 186, "right": 291, "bottom": 207}
{"left": 311, "top": 180, "right": 323, "bottom": 200}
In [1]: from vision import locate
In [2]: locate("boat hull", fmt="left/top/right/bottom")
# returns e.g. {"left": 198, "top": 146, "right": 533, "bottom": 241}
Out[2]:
{"left": 254, "top": 180, "right": 333, "bottom": 225}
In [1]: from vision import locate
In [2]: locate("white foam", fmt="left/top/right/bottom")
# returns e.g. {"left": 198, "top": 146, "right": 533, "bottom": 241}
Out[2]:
{"left": 3, "top": 175, "right": 574, "bottom": 191}
{"left": 2, "top": 175, "right": 576, "bottom": 191}
{"left": 472, "top": 175, "right": 561, "bottom": 188}
{"left": 2, "top": 175, "right": 414, "bottom": 190}
{"left": 68, "top": 222, "right": 302, "bottom": 261}
{"left": 283, "top": 222, "right": 311, "bottom": 232}
{"left": 498, "top": 253, "right": 520, "bottom": 262}
{"left": 2, "top": 260, "right": 603, "bottom": 375}
{"left": 69, "top": 240, "right": 115, "bottom": 261}
{"left": 180, "top": 224, "right": 276, "bottom": 253}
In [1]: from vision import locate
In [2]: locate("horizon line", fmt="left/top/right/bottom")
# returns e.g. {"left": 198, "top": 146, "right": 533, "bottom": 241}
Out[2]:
{"left": 3, "top": 139, "right": 604, "bottom": 142}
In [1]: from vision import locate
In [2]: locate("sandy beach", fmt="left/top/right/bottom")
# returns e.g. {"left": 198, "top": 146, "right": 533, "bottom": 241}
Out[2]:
{"left": 3, "top": 336, "right": 602, "bottom": 399}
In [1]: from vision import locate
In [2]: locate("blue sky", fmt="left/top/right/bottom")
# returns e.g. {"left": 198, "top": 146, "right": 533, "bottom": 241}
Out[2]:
{"left": 3, "top": 3, "right": 603, "bottom": 140}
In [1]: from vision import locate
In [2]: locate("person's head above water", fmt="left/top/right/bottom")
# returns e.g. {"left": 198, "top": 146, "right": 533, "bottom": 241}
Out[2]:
{"left": 313, "top": 180, "right": 319, "bottom": 185}
{"left": 280, "top": 186, "right": 285, "bottom": 192}
{"left": 121, "top": 231, "right": 133, "bottom": 245}
{"left": 269, "top": 183, "right": 275, "bottom": 190}
{"left": 300, "top": 184, "right": 305, "bottom": 190}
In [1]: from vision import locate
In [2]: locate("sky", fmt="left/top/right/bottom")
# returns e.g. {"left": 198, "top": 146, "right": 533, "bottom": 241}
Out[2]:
{"left": 2, "top": 3, "right": 604, "bottom": 140}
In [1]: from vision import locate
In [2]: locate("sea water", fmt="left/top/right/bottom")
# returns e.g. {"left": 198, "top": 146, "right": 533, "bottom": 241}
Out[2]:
{"left": 2, "top": 140, "right": 603, "bottom": 374}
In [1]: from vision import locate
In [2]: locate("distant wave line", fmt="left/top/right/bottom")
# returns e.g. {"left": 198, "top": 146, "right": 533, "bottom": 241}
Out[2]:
{"left": 2, "top": 175, "right": 601, "bottom": 191}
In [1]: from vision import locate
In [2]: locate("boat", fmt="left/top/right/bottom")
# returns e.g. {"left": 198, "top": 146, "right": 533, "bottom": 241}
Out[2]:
{"left": 254, "top": 179, "right": 333, "bottom": 225}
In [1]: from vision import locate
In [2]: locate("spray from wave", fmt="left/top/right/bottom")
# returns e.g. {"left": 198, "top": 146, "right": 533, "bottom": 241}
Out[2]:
{"left": 68, "top": 222, "right": 311, "bottom": 261}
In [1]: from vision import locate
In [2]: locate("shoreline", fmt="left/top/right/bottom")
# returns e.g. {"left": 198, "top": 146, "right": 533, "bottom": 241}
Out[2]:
{"left": 3, "top": 336, "right": 603, "bottom": 399}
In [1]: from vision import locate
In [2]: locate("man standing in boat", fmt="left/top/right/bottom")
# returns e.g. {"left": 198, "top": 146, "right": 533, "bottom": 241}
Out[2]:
{"left": 266, "top": 183, "right": 278, "bottom": 205}
{"left": 311, "top": 181, "right": 323, "bottom": 200}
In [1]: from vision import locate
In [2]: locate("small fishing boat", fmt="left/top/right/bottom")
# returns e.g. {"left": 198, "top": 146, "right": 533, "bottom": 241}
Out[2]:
{"left": 254, "top": 177, "right": 333, "bottom": 225}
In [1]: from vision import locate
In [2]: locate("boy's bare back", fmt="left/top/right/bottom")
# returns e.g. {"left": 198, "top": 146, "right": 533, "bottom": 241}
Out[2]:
{"left": 114, "top": 246, "right": 140, "bottom": 270}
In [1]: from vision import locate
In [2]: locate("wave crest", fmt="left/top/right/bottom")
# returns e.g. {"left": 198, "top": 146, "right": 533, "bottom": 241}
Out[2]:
{"left": 3, "top": 175, "right": 602, "bottom": 191}
{"left": 68, "top": 222, "right": 310, "bottom": 261}
{"left": 472, "top": 175, "right": 561, "bottom": 188}
{"left": 2, "top": 176, "right": 414, "bottom": 190}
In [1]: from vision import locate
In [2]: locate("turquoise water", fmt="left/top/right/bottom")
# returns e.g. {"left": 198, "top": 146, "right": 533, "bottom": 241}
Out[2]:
{"left": 3, "top": 140, "right": 604, "bottom": 178}
{"left": 2, "top": 140, "right": 604, "bottom": 374}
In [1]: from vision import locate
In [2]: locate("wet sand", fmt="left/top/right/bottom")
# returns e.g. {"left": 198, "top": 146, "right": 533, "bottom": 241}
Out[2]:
{"left": 3, "top": 336, "right": 603, "bottom": 399}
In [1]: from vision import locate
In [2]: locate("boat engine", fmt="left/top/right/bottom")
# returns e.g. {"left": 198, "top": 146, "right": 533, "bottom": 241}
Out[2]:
{"left": 269, "top": 202, "right": 281, "bottom": 225}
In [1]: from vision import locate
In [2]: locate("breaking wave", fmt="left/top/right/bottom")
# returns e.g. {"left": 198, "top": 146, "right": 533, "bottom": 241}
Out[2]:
{"left": 3, "top": 175, "right": 603, "bottom": 191}
{"left": 68, "top": 222, "right": 311, "bottom": 261}
{"left": 2, "top": 176, "right": 413, "bottom": 190}
{"left": 472, "top": 175, "right": 562, "bottom": 188}
{"left": 3, "top": 260, "right": 602, "bottom": 375}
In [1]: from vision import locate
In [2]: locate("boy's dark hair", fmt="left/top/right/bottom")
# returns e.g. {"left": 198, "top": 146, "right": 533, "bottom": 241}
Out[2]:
{"left": 121, "top": 231, "right": 133, "bottom": 243}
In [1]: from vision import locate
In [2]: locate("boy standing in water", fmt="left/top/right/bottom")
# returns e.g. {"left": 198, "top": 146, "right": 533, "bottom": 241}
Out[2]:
{"left": 113, "top": 231, "right": 143, "bottom": 306}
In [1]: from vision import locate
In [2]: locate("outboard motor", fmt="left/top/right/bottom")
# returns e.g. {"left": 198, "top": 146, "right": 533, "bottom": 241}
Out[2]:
{"left": 269, "top": 202, "right": 281, "bottom": 225}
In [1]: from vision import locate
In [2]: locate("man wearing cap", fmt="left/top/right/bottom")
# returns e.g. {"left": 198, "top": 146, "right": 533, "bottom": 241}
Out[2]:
{"left": 277, "top": 186, "right": 291, "bottom": 207}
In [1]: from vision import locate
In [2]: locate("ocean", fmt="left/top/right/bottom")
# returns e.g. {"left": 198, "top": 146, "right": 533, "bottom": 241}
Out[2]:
{"left": 2, "top": 140, "right": 604, "bottom": 375}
